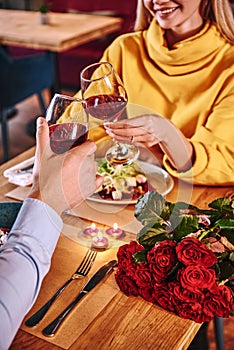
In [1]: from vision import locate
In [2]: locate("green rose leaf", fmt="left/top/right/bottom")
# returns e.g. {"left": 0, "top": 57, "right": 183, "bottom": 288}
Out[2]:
{"left": 216, "top": 218, "right": 234, "bottom": 230}
{"left": 133, "top": 250, "right": 148, "bottom": 264}
{"left": 136, "top": 223, "right": 169, "bottom": 248}
{"left": 171, "top": 215, "right": 200, "bottom": 240}
{"left": 134, "top": 191, "right": 171, "bottom": 227}
{"left": 209, "top": 197, "right": 230, "bottom": 210}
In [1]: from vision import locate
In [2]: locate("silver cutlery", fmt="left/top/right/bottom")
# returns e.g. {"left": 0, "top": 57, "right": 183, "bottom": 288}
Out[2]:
{"left": 25, "top": 249, "right": 97, "bottom": 327}
{"left": 42, "top": 260, "right": 117, "bottom": 337}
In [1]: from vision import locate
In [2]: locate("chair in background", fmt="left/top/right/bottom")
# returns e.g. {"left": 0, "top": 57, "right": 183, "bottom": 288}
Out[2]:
{"left": 0, "top": 46, "right": 54, "bottom": 162}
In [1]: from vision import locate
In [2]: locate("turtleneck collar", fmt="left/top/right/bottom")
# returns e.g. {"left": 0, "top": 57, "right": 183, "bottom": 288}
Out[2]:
{"left": 144, "top": 19, "right": 227, "bottom": 75}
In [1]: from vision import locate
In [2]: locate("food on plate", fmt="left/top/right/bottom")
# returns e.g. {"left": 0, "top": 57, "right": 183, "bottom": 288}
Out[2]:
{"left": 95, "top": 160, "right": 154, "bottom": 201}
{"left": 0, "top": 227, "right": 10, "bottom": 246}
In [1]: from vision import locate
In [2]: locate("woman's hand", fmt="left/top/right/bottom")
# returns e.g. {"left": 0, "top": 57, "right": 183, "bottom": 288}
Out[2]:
{"left": 104, "top": 114, "right": 194, "bottom": 172}
{"left": 105, "top": 114, "right": 161, "bottom": 148}
{"left": 29, "top": 117, "right": 103, "bottom": 215}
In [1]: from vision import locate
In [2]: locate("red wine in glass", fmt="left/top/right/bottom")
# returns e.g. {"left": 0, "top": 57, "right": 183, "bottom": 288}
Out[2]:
{"left": 46, "top": 94, "right": 88, "bottom": 154}
{"left": 85, "top": 94, "right": 127, "bottom": 122}
{"left": 49, "top": 123, "right": 88, "bottom": 154}
{"left": 81, "top": 62, "right": 139, "bottom": 166}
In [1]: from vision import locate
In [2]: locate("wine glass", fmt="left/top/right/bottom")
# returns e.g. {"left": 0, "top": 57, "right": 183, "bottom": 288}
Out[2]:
{"left": 80, "top": 62, "right": 139, "bottom": 166}
{"left": 46, "top": 93, "right": 88, "bottom": 154}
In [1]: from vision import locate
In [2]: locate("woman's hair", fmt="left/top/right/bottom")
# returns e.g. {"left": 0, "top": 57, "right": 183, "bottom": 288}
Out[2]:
{"left": 134, "top": 0, "right": 234, "bottom": 44}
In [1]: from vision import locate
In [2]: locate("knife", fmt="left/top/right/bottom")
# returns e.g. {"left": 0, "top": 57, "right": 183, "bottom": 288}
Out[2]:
{"left": 42, "top": 260, "right": 117, "bottom": 337}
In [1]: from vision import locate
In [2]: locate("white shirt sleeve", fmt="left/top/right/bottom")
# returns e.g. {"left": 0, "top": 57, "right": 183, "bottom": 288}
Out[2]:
{"left": 0, "top": 198, "right": 63, "bottom": 350}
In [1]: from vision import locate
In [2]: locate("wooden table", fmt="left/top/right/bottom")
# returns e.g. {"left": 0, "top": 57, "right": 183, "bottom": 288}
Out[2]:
{"left": 1, "top": 148, "right": 233, "bottom": 350}
{"left": 0, "top": 9, "right": 122, "bottom": 91}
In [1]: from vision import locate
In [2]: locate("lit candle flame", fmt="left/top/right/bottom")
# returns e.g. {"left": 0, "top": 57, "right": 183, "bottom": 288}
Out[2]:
{"left": 97, "top": 231, "right": 103, "bottom": 239}
{"left": 91, "top": 223, "right": 96, "bottom": 230}
{"left": 113, "top": 223, "right": 118, "bottom": 230}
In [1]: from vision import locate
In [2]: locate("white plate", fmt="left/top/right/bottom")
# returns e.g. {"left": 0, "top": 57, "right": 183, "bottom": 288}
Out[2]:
{"left": 87, "top": 161, "right": 174, "bottom": 205}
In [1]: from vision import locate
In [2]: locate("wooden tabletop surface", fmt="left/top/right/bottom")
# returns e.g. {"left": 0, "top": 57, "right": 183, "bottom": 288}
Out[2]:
{"left": 1, "top": 147, "right": 233, "bottom": 350}
{"left": 0, "top": 9, "right": 122, "bottom": 52}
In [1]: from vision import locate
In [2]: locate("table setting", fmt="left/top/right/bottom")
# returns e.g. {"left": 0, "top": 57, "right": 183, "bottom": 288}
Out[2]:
{"left": 0, "top": 62, "right": 233, "bottom": 349}
{"left": 2, "top": 71, "right": 175, "bottom": 250}
{"left": 1, "top": 186, "right": 233, "bottom": 349}
{"left": 1, "top": 171, "right": 233, "bottom": 350}
{"left": 25, "top": 253, "right": 117, "bottom": 336}
{"left": 21, "top": 241, "right": 120, "bottom": 349}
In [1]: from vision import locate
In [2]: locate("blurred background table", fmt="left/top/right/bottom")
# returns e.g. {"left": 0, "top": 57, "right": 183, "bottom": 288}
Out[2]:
{"left": 0, "top": 8, "right": 122, "bottom": 162}
{"left": 0, "top": 9, "right": 122, "bottom": 91}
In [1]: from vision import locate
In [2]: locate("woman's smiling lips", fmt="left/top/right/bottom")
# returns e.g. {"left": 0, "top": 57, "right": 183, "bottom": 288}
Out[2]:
{"left": 154, "top": 6, "right": 180, "bottom": 17}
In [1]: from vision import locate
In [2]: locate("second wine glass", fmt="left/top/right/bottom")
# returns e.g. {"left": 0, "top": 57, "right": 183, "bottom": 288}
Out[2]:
{"left": 46, "top": 94, "right": 88, "bottom": 154}
{"left": 80, "top": 62, "right": 139, "bottom": 166}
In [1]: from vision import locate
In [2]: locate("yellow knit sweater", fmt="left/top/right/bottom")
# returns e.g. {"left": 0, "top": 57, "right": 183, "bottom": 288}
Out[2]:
{"left": 72, "top": 20, "right": 234, "bottom": 186}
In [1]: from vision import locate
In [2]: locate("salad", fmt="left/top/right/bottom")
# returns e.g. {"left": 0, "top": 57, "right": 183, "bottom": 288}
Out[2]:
{"left": 95, "top": 159, "right": 154, "bottom": 201}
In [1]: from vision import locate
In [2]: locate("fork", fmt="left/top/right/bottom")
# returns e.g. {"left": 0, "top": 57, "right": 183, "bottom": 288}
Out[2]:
{"left": 25, "top": 249, "right": 97, "bottom": 327}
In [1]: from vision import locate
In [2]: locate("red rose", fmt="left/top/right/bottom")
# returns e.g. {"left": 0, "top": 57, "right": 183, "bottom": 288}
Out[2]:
{"left": 168, "top": 280, "right": 204, "bottom": 304}
{"left": 134, "top": 263, "right": 152, "bottom": 288}
{"left": 117, "top": 241, "right": 144, "bottom": 278}
{"left": 178, "top": 265, "right": 217, "bottom": 292}
{"left": 176, "top": 237, "right": 217, "bottom": 267}
{"left": 175, "top": 301, "right": 213, "bottom": 323}
{"left": 115, "top": 269, "right": 139, "bottom": 297}
{"left": 204, "top": 285, "right": 234, "bottom": 317}
{"left": 147, "top": 240, "right": 177, "bottom": 283}
{"left": 153, "top": 283, "right": 176, "bottom": 312}
{"left": 138, "top": 286, "right": 156, "bottom": 303}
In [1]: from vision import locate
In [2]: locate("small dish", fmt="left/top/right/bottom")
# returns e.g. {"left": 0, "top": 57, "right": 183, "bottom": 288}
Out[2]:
{"left": 87, "top": 161, "right": 174, "bottom": 205}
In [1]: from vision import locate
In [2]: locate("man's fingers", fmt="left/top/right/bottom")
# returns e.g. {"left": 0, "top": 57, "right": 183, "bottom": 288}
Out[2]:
{"left": 67, "top": 139, "right": 97, "bottom": 159}
{"left": 33, "top": 117, "right": 51, "bottom": 178}
{"left": 36, "top": 117, "right": 49, "bottom": 142}
{"left": 35, "top": 117, "right": 50, "bottom": 156}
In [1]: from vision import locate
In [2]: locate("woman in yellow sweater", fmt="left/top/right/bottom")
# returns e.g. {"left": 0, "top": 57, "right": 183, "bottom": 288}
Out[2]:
{"left": 82, "top": 0, "right": 234, "bottom": 186}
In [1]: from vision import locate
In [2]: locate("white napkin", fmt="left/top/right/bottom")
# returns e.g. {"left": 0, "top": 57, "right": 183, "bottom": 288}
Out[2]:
{"left": 3, "top": 157, "right": 35, "bottom": 186}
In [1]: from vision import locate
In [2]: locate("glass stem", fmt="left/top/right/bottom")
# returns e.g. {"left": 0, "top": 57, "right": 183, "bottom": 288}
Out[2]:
{"left": 115, "top": 142, "right": 128, "bottom": 159}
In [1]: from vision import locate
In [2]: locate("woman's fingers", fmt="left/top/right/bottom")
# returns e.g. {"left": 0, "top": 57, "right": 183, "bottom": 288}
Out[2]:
{"left": 104, "top": 115, "right": 155, "bottom": 137}
{"left": 105, "top": 123, "right": 148, "bottom": 139}
{"left": 104, "top": 118, "right": 157, "bottom": 146}
{"left": 104, "top": 117, "right": 146, "bottom": 129}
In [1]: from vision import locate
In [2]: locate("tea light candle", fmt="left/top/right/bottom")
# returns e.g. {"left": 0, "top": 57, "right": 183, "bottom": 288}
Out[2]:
{"left": 83, "top": 223, "right": 99, "bottom": 237}
{"left": 92, "top": 232, "right": 109, "bottom": 249}
{"left": 106, "top": 223, "right": 125, "bottom": 239}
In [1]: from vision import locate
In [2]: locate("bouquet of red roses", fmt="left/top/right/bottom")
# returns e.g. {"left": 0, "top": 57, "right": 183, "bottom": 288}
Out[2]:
{"left": 115, "top": 192, "right": 234, "bottom": 323}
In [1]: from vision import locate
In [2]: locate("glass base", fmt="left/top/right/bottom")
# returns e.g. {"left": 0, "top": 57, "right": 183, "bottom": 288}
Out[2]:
{"left": 105, "top": 142, "right": 139, "bottom": 166}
